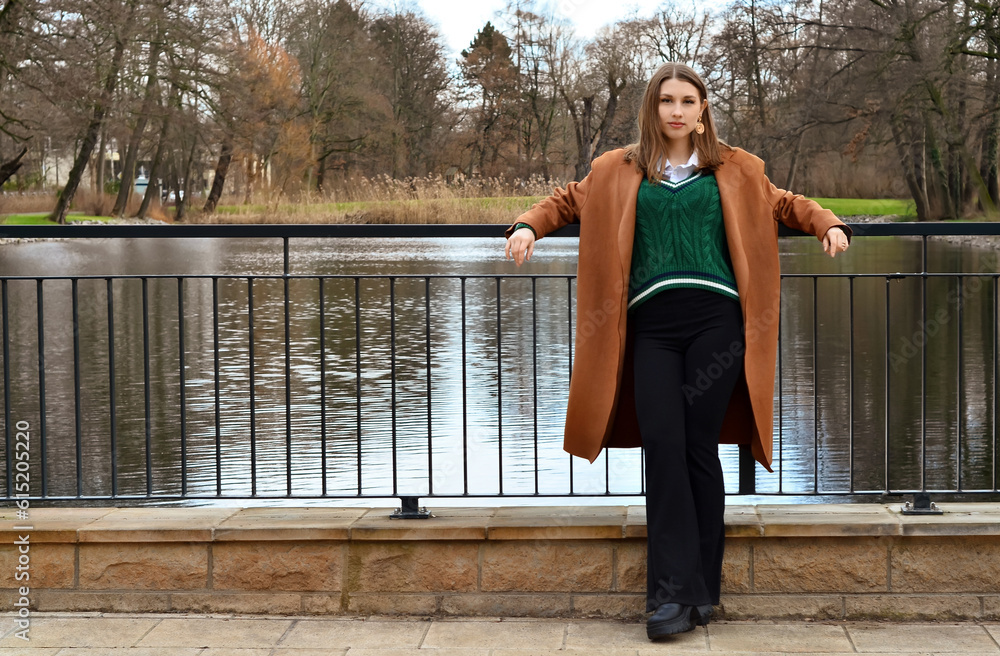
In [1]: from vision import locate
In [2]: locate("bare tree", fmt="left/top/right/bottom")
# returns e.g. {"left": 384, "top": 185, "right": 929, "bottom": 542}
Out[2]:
{"left": 368, "top": 8, "right": 451, "bottom": 177}
{"left": 558, "top": 21, "right": 646, "bottom": 180}
{"left": 49, "top": 0, "right": 139, "bottom": 224}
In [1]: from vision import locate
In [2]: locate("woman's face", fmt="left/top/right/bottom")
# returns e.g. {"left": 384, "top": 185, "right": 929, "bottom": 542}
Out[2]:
{"left": 657, "top": 78, "right": 707, "bottom": 143}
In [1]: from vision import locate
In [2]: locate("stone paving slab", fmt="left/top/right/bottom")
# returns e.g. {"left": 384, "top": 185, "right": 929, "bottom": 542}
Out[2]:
{"left": 894, "top": 504, "right": 1000, "bottom": 536}
{"left": 213, "top": 507, "right": 368, "bottom": 541}
{"left": 848, "top": 624, "right": 1000, "bottom": 653}
{"left": 344, "top": 650, "right": 489, "bottom": 656}
{"left": 135, "top": 618, "right": 293, "bottom": 649}
{"left": 0, "top": 508, "right": 114, "bottom": 544}
{"left": 757, "top": 505, "right": 901, "bottom": 537}
{"left": 50, "top": 649, "right": 203, "bottom": 655}
{"left": 352, "top": 507, "right": 496, "bottom": 541}
{"left": 0, "top": 617, "right": 160, "bottom": 649}
{"left": 78, "top": 508, "right": 240, "bottom": 542}
{"left": 564, "top": 620, "right": 707, "bottom": 649}
{"left": 421, "top": 618, "right": 567, "bottom": 649}
{"left": 707, "top": 623, "right": 855, "bottom": 652}
{"left": 1, "top": 614, "right": 1000, "bottom": 654}
{"left": 278, "top": 618, "right": 430, "bottom": 649}
{"left": 5, "top": 503, "right": 1000, "bottom": 547}
{"left": 487, "top": 506, "right": 627, "bottom": 540}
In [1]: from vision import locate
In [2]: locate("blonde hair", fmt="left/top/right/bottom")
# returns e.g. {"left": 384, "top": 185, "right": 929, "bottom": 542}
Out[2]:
{"left": 624, "top": 63, "right": 727, "bottom": 183}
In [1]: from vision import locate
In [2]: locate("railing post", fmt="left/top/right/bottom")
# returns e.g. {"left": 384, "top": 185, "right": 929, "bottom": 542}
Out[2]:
{"left": 738, "top": 444, "right": 756, "bottom": 495}
{"left": 901, "top": 492, "right": 943, "bottom": 515}
{"left": 390, "top": 496, "right": 432, "bottom": 519}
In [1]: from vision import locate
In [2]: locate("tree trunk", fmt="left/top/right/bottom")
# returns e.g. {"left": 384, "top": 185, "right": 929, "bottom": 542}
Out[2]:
{"left": 137, "top": 112, "right": 170, "bottom": 220}
{"left": 980, "top": 55, "right": 999, "bottom": 213}
{"left": 202, "top": 139, "right": 233, "bottom": 213}
{"left": 113, "top": 40, "right": 162, "bottom": 218}
{"left": 784, "top": 130, "right": 806, "bottom": 190}
{"left": 316, "top": 153, "right": 326, "bottom": 193}
{"left": 922, "top": 111, "right": 955, "bottom": 219}
{"left": 591, "top": 78, "right": 625, "bottom": 162}
{"left": 50, "top": 20, "right": 130, "bottom": 224}
{"left": 243, "top": 155, "right": 256, "bottom": 205}
{"left": 165, "top": 156, "right": 180, "bottom": 218}
{"left": 890, "top": 113, "right": 930, "bottom": 221}
{"left": 574, "top": 96, "right": 594, "bottom": 181}
{"left": 0, "top": 147, "right": 27, "bottom": 187}
{"left": 95, "top": 129, "right": 107, "bottom": 198}
{"left": 174, "top": 136, "right": 197, "bottom": 222}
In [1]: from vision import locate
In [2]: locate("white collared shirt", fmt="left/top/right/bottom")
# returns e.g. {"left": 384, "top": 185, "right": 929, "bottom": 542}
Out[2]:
{"left": 662, "top": 150, "right": 700, "bottom": 183}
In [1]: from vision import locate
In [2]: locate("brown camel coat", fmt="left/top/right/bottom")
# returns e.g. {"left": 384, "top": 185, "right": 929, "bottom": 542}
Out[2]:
{"left": 505, "top": 146, "right": 852, "bottom": 471}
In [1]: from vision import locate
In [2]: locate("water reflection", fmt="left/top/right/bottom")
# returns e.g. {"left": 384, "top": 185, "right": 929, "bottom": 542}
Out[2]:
{"left": 0, "top": 234, "right": 998, "bottom": 502}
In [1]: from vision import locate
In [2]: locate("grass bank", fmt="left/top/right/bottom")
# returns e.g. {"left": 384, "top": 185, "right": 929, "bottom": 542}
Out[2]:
{"left": 2, "top": 196, "right": 923, "bottom": 226}
{"left": 198, "top": 196, "right": 917, "bottom": 224}
{"left": 197, "top": 196, "right": 547, "bottom": 225}
{"left": 1, "top": 213, "right": 113, "bottom": 225}
{"left": 808, "top": 197, "right": 916, "bottom": 217}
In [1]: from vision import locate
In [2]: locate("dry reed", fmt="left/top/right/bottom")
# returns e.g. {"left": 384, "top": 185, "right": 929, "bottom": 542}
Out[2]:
{"left": 187, "top": 173, "right": 562, "bottom": 224}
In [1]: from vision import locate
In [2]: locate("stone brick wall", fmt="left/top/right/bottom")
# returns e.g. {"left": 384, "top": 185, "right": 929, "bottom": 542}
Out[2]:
{"left": 2, "top": 504, "right": 999, "bottom": 619}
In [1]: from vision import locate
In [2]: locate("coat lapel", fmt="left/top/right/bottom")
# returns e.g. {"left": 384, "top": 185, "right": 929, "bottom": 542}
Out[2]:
{"left": 616, "top": 163, "right": 644, "bottom": 281}
{"left": 714, "top": 152, "right": 751, "bottom": 314}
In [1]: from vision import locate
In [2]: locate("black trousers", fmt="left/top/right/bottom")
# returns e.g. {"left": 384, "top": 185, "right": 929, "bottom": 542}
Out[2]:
{"left": 631, "top": 288, "right": 744, "bottom": 611}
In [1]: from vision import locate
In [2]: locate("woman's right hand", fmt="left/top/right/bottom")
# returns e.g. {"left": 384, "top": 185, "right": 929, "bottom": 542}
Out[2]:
{"left": 505, "top": 227, "right": 536, "bottom": 266}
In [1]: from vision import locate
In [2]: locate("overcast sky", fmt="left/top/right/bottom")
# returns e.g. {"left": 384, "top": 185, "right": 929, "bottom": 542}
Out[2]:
{"left": 366, "top": 0, "right": 653, "bottom": 58}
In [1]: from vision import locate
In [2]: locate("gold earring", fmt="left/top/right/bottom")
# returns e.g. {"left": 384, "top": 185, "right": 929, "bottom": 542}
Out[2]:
{"left": 695, "top": 116, "right": 705, "bottom": 135}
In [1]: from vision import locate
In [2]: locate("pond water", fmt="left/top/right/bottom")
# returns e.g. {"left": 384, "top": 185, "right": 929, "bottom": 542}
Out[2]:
{"left": 0, "top": 232, "right": 998, "bottom": 505}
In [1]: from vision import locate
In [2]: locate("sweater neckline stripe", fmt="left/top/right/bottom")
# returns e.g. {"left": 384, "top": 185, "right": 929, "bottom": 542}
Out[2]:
{"left": 658, "top": 170, "right": 704, "bottom": 190}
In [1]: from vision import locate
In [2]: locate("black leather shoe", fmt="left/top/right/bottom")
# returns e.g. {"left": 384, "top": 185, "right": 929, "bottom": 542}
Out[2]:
{"left": 693, "top": 603, "right": 714, "bottom": 626}
{"left": 646, "top": 603, "right": 696, "bottom": 640}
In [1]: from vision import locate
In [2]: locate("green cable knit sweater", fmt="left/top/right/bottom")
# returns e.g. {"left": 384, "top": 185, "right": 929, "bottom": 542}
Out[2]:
{"left": 627, "top": 171, "right": 739, "bottom": 311}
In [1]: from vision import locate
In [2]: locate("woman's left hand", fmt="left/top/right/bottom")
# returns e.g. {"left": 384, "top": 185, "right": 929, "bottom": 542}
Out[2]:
{"left": 822, "top": 226, "right": 850, "bottom": 258}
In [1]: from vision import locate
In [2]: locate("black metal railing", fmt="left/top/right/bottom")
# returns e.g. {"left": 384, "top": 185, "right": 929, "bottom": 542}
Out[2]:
{"left": 0, "top": 222, "right": 998, "bottom": 505}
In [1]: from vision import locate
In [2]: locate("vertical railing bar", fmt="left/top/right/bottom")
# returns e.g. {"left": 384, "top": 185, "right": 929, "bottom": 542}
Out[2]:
{"left": 778, "top": 278, "right": 784, "bottom": 493}
{"left": 640, "top": 443, "right": 645, "bottom": 496}
{"left": 177, "top": 277, "right": 187, "bottom": 496}
{"left": 390, "top": 276, "right": 398, "bottom": 496}
{"left": 812, "top": 276, "right": 818, "bottom": 494}
{"left": 957, "top": 274, "right": 963, "bottom": 492}
{"left": 107, "top": 277, "right": 118, "bottom": 497}
{"left": 532, "top": 277, "right": 539, "bottom": 495}
{"left": 212, "top": 277, "right": 221, "bottom": 496}
{"left": 142, "top": 277, "right": 152, "bottom": 496}
{"left": 848, "top": 276, "right": 855, "bottom": 493}
{"left": 461, "top": 277, "right": 469, "bottom": 495}
{"left": 2, "top": 279, "right": 9, "bottom": 497}
{"left": 425, "top": 277, "right": 433, "bottom": 496}
{"left": 355, "top": 277, "right": 362, "bottom": 495}
{"left": 921, "top": 235, "right": 928, "bottom": 494}
{"left": 605, "top": 448, "right": 611, "bottom": 495}
{"left": 994, "top": 275, "right": 998, "bottom": 492}
{"left": 72, "top": 279, "right": 82, "bottom": 497}
{"left": 496, "top": 277, "right": 503, "bottom": 496}
{"left": 921, "top": 267, "right": 928, "bottom": 493}
{"left": 35, "top": 280, "right": 47, "bottom": 497}
{"left": 319, "top": 278, "right": 327, "bottom": 497}
{"left": 248, "top": 277, "right": 257, "bottom": 497}
{"left": 568, "top": 276, "right": 574, "bottom": 495}
{"left": 921, "top": 235, "right": 928, "bottom": 275}
{"left": 284, "top": 247, "right": 292, "bottom": 497}
{"left": 283, "top": 236, "right": 290, "bottom": 275}
{"left": 284, "top": 237, "right": 292, "bottom": 487}
{"left": 884, "top": 277, "right": 891, "bottom": 494}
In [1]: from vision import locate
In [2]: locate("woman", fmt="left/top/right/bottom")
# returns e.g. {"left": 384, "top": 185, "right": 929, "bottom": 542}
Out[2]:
{"left": 504, "top": 63, "right": 851, "bottom": 640}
